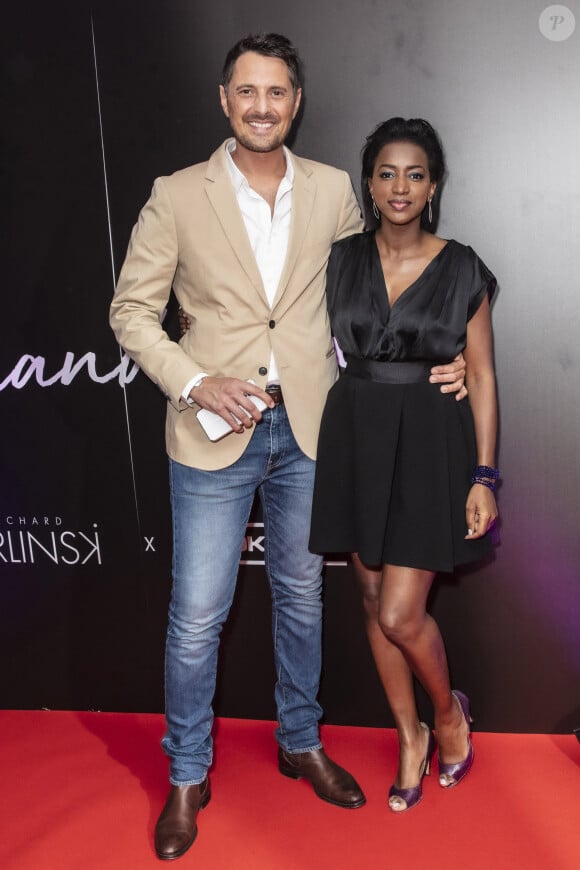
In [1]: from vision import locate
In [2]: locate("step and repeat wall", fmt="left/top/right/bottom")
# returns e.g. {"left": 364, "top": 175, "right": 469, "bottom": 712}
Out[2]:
{"left": 2, "top": 0, "right": 579, "bottom": 732}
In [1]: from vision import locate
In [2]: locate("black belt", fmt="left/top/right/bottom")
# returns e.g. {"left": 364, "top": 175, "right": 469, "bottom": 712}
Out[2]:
{"left": 266, "top": 384, "right": 284, "bottom": 405}
{"left": 344, "top": 356, "right": 433, "bottom": 384}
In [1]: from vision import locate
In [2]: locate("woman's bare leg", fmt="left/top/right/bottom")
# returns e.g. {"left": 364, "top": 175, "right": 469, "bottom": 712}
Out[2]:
{"left": 353, "top": 554, "right": 429, "bottom": 794}
{"left": 353, "top": 555, "right": 470, "bottom": 782}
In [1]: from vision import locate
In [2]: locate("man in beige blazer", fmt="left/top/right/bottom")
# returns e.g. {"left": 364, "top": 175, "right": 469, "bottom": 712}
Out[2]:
{"left": 110, "top": 33, "right": 464, "bottom": 861}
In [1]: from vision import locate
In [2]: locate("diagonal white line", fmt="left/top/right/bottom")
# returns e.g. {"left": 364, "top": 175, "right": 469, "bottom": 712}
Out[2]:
{"left": 91, "top": 15, "right": 142, "bottom": 541}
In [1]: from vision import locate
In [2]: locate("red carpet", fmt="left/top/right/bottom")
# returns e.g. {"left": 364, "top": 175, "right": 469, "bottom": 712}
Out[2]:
{"left": 0, "top": 711, "right": 579, "bottom": 869}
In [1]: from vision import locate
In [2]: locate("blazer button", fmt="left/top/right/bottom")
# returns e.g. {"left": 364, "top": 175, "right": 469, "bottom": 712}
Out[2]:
{"left": 258, "top": 366, "right": 268, "bottom": 376}
{"left": 269, "top": 320, "right": 276, "bottom": 329}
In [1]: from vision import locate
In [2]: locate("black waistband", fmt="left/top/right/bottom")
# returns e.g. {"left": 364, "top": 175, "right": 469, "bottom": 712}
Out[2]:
{"left": 343, "top": 356, "right": 433, "bottom": 384}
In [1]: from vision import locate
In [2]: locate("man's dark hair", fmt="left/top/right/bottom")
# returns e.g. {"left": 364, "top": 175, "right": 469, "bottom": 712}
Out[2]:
{"left": 361, "top": 117, "right": 447, "bottom": 230}
{"left": 221, "top": 33, "right": 304, "bottom": 93}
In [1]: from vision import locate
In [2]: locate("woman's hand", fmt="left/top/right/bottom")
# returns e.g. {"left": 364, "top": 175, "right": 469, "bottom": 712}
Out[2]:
{"left": 465, "top": 484, "right": 498, "bottom": 539}
{"left": 178, "top": 307, "right": 190, "bottom": 336}
{"left": 429, "top": 353, "right": 467, "bottom": 400}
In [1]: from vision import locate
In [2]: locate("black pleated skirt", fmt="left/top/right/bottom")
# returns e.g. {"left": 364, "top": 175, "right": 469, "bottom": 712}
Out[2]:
{"left": 309, "top": 366, "right": 494, "bottom": 572}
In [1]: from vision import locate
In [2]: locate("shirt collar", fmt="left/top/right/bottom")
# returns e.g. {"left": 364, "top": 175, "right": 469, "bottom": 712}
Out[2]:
{"left": 225, "top": 139, "right": 294, "bottom": 192}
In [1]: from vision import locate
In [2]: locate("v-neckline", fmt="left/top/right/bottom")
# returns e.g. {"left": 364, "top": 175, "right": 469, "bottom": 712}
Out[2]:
{"left": 373, "top": 237, "right": 452, "bottom": 312}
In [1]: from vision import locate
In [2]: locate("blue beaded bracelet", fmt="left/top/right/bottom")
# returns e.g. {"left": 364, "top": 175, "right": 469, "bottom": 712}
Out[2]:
{"left": 472, "top": 478, "right": 496, "bottom": 491}
{"left": 473, "top": 465, "right": 499, "bottom": 480}
{"left": 471, "top": 465, "right": 500, "bottom": 492}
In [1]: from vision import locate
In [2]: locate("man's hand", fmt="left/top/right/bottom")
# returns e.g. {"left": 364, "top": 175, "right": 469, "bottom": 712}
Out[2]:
{"left": 429, "top": 353, "right": 467, "bottom": 400}
{"left": 189, "top": 377, "right": 274, "bottom": 433}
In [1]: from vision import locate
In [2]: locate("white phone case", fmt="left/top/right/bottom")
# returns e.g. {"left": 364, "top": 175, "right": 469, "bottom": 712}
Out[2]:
{"left": 196, "top": 383, "right": 268, "bottom": 442}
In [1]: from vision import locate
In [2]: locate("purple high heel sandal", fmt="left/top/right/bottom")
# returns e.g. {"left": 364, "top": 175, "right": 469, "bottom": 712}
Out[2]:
{"left": 388, "top": 723, "right": 437, "bottom": 813}
{"left": 438, "top": 690, "right": 474, "bottom": 788}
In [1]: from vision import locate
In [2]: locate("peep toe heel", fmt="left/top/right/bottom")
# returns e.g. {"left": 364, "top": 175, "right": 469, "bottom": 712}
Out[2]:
{"left": 388, "top": 723, "right": 436, "bottom": 813}
{"left": 438, "top": 690, "right": 474, "bottom": 788}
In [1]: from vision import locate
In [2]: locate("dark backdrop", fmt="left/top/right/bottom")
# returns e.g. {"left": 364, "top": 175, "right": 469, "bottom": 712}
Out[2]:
{"left": 2, "top": 0, "right": 579, "bottom": 732}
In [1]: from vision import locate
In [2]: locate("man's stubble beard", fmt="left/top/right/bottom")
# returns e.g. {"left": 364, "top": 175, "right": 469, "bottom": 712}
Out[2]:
{"left": 234, "top": 129, "right": 287, "bottom": 154}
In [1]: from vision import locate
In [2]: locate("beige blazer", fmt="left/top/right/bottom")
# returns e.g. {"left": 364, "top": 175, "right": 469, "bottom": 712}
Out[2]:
{"left": 110, "top": 141, "right": 363, "bottom": 470}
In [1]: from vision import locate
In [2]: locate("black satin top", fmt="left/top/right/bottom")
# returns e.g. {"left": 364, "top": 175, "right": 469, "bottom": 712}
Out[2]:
{"left": 326, "top": 232, "right": 497, "bottom": 363}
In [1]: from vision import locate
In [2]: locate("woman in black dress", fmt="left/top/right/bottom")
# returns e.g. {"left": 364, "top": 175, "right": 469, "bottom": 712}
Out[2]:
{"left": 310, "top": 118, "right": 499, "bottom": 812}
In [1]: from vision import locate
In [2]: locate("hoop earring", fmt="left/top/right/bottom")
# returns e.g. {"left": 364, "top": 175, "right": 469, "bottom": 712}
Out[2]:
{"left": 427, "top": 198, "right": 433, "bottom": 224}
{"left": 371, "top": 196, "right": 380, "bottom": 221}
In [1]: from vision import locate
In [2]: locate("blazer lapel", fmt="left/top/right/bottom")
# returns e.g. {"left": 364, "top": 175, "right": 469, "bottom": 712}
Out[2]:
{"left": 272, "top": 154, "right": 316, "bottom": 309}
{"left": 204, "top": 144, "right": 268, "bottom": 304}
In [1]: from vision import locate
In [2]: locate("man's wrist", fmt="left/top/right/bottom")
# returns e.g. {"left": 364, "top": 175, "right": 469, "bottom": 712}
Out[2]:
{"left": 183, "top": 373, "right": 208, "bottom": 406}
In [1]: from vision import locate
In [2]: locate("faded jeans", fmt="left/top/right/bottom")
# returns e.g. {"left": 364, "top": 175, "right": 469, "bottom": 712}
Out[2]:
{"left": 162, "top": 405, "right": 324, "bottom": 785}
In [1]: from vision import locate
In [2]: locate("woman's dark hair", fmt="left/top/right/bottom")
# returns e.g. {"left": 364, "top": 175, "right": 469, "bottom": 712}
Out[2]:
{"left": 221, "top": 33, "right": 304, "bottom": 93}
{"left": 360, "top": 117, "right": 446, "bottom": 230}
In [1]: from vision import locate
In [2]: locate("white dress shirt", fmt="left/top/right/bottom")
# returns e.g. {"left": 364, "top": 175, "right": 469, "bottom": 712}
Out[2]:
{"left": 183, "top": 139, "right": 293, "bottom": 403}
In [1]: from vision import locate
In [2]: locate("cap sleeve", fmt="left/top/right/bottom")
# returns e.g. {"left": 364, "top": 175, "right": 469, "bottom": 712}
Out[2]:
{"left": 325, "top": 237, "right": 350, "bottom": 316}
{"left": 467, "top": 248, "right": 497, "bottom": 320}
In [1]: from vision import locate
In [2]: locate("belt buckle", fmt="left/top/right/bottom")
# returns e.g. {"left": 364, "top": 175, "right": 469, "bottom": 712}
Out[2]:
{"left": 266, "top": 384, "right": 283, "bottom": 405}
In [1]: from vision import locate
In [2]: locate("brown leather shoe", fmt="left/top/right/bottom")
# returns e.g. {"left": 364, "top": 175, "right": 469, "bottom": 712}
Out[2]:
{"left": 278, "top": 748, "right": 366, "bottom": 808}
{"left": 154, "top": 778, "right": 211, "bottom": 860}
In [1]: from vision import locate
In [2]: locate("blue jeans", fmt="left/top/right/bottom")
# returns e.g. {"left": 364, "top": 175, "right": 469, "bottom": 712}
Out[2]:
{"left": 162, "top": 405, "right": 324, "bottom": 785}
